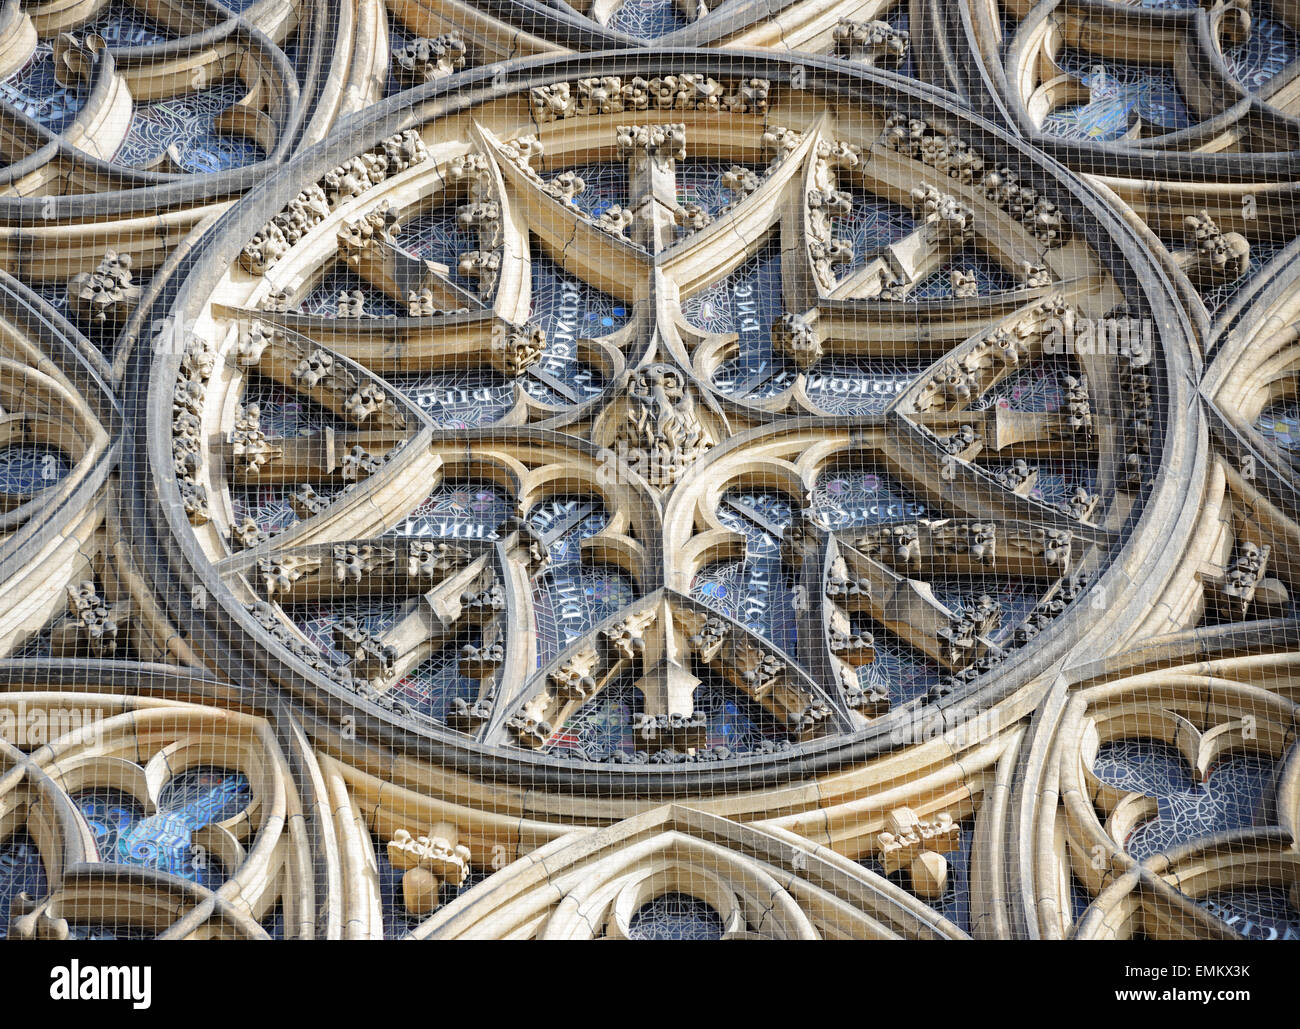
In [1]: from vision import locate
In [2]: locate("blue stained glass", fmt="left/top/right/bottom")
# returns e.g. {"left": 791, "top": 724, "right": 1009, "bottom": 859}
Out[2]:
{"left": 290, "top": 599, "right": 403, "bottom": 665}
{"left": 998, "top": 9, "right": 1018, "bottom": 63}
{"left": 526, "top": 495, "right": 637, "bottom": 665}
{"left": 693, "top": 683, "right": 790, "bottom": 753}
{"left": 400, "top": 208, "right": 476, "bottom": 282}
{"left": 1092, "top": 739, "right": 1274, "bottom": 861}
{"left": 548, "top": 682, "right": 643, "bottom": 757}
{"left": 156, "top": 767, "right": 250, "bottom": 823}
{"left": 280, "top": 40, "right": 313, "bottom": 91}
{"left": 387, "top": 479, "right": 512, "bottom": 538}
{"left": 0, "top": 44, "right": 86, "bottom": 132}
{"left": 1031, "top": 459, "right": 1098, "bottom": 508}
{"left": 290, "top": 598, "right": 485, "bottom": 725}
{"left": 389, "top": 638, "right": 483, "bottom": 724}
{"left": 812, "top": 468, "right": 928, "bottom": 528}
{"left": 975, "top": 360, "right": 1067, "bottom": 413}
{"left": 685, "top": 240, "right": 796, "bottom": 399}
{"left": 853, "top": 632, "right": 945, "bottom": 705}
{"left": 928, "top": 575, "right": 1041, "bottom": 646}
{"left": 716, "top": 490, "right": 793, "bottom": 554}
{"left": 1254, "top": 399, "right": 1300, "bottom": 452}
{"left": 74, "top": 770, "right": 251, "bottom": 887}
{"left": 549, "top": 679, "right": 790, "bottom": 759}
{"left": 76, "top": 789, "right": 142, "bottom": 858}
{"left": 242, "top": 371, "right": 347, "bottom": 439}
{"left": 232, "top": 485, "right": 316, "bottom": 534}
{"left": 1199, "top": 236, "right": 1289, "bottom": 317}
{"left": 627, "top": 892, "right": 725, "bottom": 938}
{"left": 1223, "top": 6, "right": 1300, "bottom": 94}
{"left": 676, "top": 159, "right": 763, "bottom": 218}
{"left": 837, "top": 190, "right": 917, "bottom": 273}
{"left": 526, "top": 246, "right": 621, "bottom": 405}
{"left": 692, "top": 556, "right": 798, "bottom": 653}
{"left": 297, "top": 266, "right": 400, "bottom": 317}
{"left": 1199, "top": 887, "right": 1300, "bottom": 939}
{"left": 527, "top": 496, "right": 609, "bottom": 565}
{"left": 554, "top": 163, "right": 627, "bottom": 220}
{"left": 908, "top": 246, "right": 1017, "bottom": 299}
{"left": 607, "top": 0, "right": 689, "bottom": 39}
{"left": 692, "top": 490, "right": 796, "bottom": 651}
{"left": 1071, "top": 873, "right": 1093, "bottom": 924}
{"left": 84, "top": 3, "right": 171, "bottom": 47}
{"left": 261, "top": 902, "right": 285, "bottom": 939}
{"left": 979, "top": 456, "right": 1097, "bottom": 509}
{"left": 807, "top": 469, "right": 954, "bottom": 703}
{"left": 114, "top": 81, "right": 265, "bottom": 172}
{"left": 533, "top": 566, "right": 636, "bottom": 666}
{"left": 231, "top": 477, "right": 349, "bottom": 534}
{"left": 804, "top": 357, "right": 930, "bottom": 415}
{"left": 0, "top": 830, "right": 48, "bottom": 940}
{"left": 388, "top": 369, "right": 515, "bottom": 428}
{"left": 1042, "top": 49, "right": 1192, "bottom": 140}
{"left": 0, "top": 444, "right": 70, "bottom": 494}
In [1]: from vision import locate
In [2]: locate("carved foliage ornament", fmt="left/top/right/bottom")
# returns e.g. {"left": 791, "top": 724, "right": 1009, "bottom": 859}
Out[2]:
{"left": 610, "top": 364, "right": 713, "bottom": 488}
{"left": 530, "top": 75, "right": 770, "bottom": 123}
{"left": 240, "top": 131, "right": 429, "bottom": 274}
{"left": 391, "top": 33, "right": 466, "bottom": 84}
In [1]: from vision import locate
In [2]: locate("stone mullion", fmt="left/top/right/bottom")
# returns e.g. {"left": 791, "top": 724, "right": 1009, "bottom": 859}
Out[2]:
{"left": 364, "top": 554, "right": 497, "bottom": 690}
{"left": 479, "top": 124, "right": 647, "bottom": 308}
{"left": 824, "top": 535, "right": 995, "bottom": 671}
{"left": 470, "top": 538, "right": 541, "bottom": 740}
{"left": 223, "top": 426, "right": 405, "bottom": 485}
{"left": 487, "top": 599, "right": 662, "bottom": 750}
{"left": 465, "top": 126, "right": 533, "bottom": 326}
{"left": 839, "top": 514, "right": 1080, "bottom": 581}
{"left": 658, "top": 124, "right": 817, "bottom": 300}
{"left": 882, "top": 416, "right": 1113, "bottom": 541}
{"left": 620, "top": 123, "right": 686, "bottom": 255}
{"left": 909, "top": 406, "right": 1100, "bottom": 462}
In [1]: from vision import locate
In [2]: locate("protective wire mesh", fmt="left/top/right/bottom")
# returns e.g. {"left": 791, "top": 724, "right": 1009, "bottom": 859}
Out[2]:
{"left": 0, "top": 0, "right": 1295, "bottom": 945}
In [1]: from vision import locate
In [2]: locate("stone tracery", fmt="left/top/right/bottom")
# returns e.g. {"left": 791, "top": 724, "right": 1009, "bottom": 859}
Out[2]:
{"left": 0, "top": 0, "right": 1295, "bottom": 943}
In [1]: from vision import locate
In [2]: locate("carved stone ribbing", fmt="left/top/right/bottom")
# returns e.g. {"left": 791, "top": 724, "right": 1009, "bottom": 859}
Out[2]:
{"left": 171, "top": 336, "right": 217, "bottom": 526}
{"left": 62, "top": 582, "right": 121, "bottom": 658}
{"left": 615, "top": 123, "right": 687, "bottom": 166}
{"left": 333, "top": 616, "right": 397, "bottom": 683}
{"left": 337, "top": 202, "right": 401, "bottom": 270}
